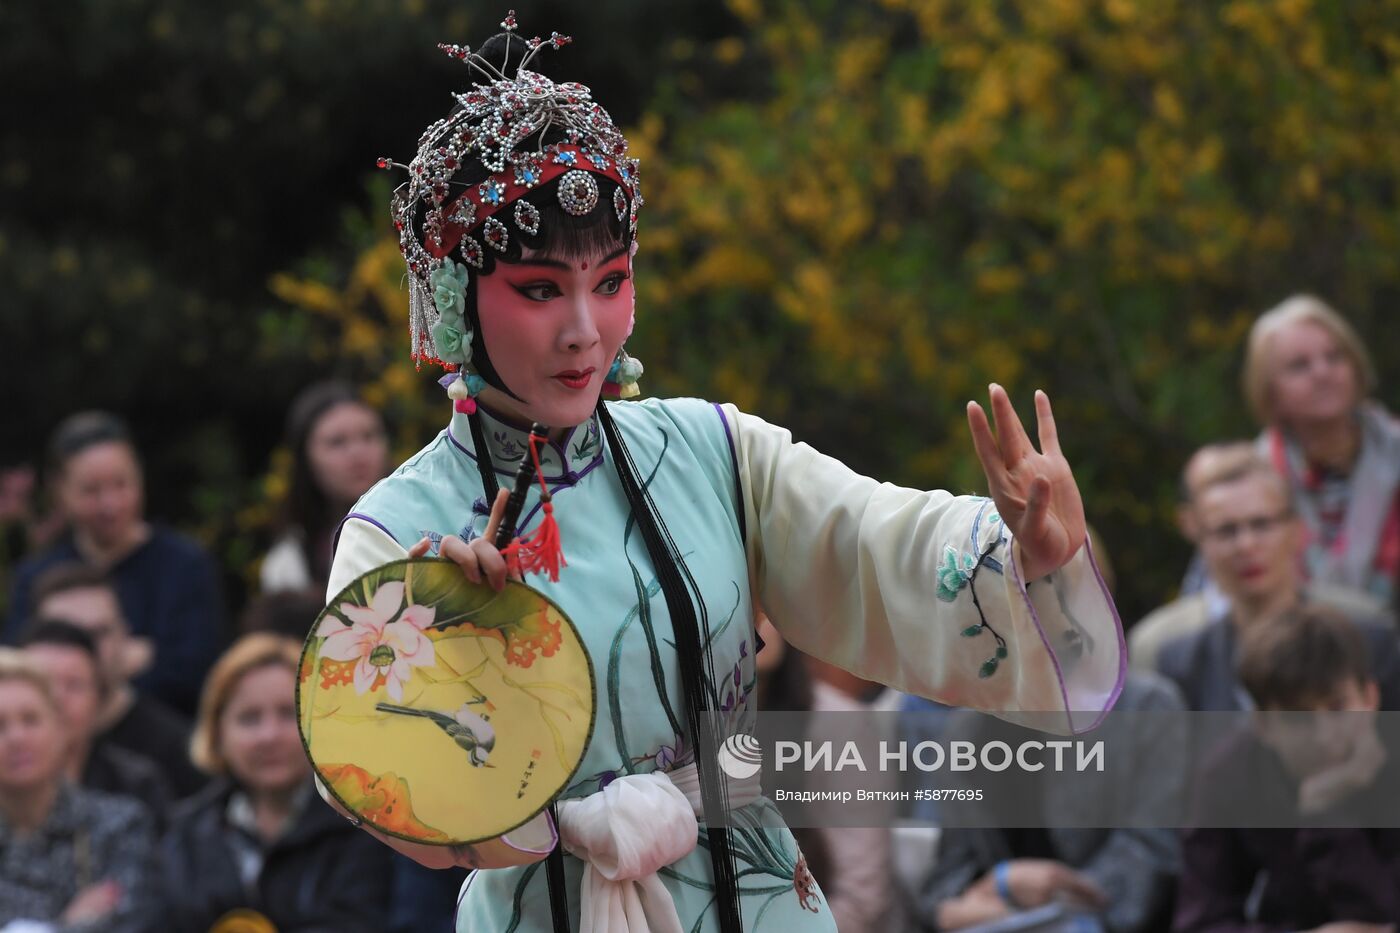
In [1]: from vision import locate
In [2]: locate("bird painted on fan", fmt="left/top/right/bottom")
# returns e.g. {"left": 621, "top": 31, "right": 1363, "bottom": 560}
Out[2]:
{"left": 375, "top": 700, "right": 496, "bottom": 767}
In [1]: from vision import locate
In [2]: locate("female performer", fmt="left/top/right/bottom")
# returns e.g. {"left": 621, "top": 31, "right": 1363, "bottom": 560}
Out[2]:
{"left": 326, "top": 15, "right": 1125, "bottom": 933}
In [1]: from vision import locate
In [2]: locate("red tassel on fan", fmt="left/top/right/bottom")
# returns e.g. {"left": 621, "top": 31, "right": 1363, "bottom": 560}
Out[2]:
{"left": 501, "top": 494, "right": 566, "bottom": 582}
{"left": 499, "top": 431, "right": 567, "bottom": 582}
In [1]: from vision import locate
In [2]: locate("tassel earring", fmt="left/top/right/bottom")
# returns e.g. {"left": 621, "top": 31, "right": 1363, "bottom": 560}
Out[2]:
{"left": 604, "top": 348, "right": 644, "bottom": 399}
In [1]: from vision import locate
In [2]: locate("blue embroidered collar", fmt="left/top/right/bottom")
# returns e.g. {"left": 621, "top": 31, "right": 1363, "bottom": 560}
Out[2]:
{"left": 447, "top": 404, "right": 605, "bottom": 485}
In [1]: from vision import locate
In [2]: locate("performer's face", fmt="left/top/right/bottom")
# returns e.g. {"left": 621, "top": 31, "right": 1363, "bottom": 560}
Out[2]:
{"left": 475, "top": 242, "right": 634, "bottom": 430}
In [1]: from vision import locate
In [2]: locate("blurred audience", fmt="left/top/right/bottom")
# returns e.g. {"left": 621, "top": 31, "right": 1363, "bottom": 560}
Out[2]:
{"left": 918, "top": 670, "right": 1185, "bottom": 933}
{"left": 1133, "top": 442, "right": 1256, "bottom": 672}
{"left": 261, "top": 382, "right": 389, "bottom": 596}
{"left": 1175, "top": 604, "right": 1400, "bottom": 932}
{"left": 0, "top": 648, "right": 156, "bottom": 932}
{"left": 1244, "top": 295, "right": 1400, "bottom": 605}
{"left": 753, "top": 614, "right": 832, "bottom": 882}
{"left": 1153, "top": 454, "right": 1400, "bottom": 711}
{"left": 29, "top": 564, "right": 203, "bottom": 798}
{"left": 1134, "top": 442, "right": 1385, "bottom": 673}
{"left": 237, "top": 589, "right": 327, "bottom": 641}
{"left": 805, "top": 652, "right": 909, "bottom": 933}
{"left": 4, "top": 412, "right": 225, "bottom": 714}
{"left": 19, "top": 621, "right": 171, "bottom": 827}
{"left": 154, "top": 633, "right": 391, "bottom": 932}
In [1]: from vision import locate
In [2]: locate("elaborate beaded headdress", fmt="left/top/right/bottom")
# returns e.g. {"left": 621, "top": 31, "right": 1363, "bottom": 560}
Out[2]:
{"left": 379, "top": 11, "right": 644, "bottom": 405}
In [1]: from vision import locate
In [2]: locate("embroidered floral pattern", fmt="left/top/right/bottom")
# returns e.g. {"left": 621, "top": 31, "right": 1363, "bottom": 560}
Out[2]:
{"left": 937, "top": 545, "right": 977, "bottom": 602}
{"left": 793, "top": 853, "right": 821, "bottom": 912}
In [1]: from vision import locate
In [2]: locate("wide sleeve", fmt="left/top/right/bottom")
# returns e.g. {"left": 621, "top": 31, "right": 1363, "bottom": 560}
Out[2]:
{"left": 722, "top": 404, "right": 1125, "bottom": 734}
{"left": 326, "top": 518, "right": 409, "bottom": 602}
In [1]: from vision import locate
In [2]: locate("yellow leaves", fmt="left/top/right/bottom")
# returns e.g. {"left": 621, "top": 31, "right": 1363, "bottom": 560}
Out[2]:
{"left": 973, "top": 267, "right": 1024, "bottom": 297}
{"left": 714, "top": 37, "right": 745, "bottom": 65}
{"left": 269, "top": 273, "right": 341, "bottom": 317}
{"left": 726, "top": 0, "right": 763, "bottom": 26}
{"left": 685, "top": 244, "right": 774, "bottom": 294}
{"left": 835, "top": 37, "right": 887, "bottom": 91}
{"left": 1296, "top": 164, "right": 1321, "bottom": 200}
{"left": 1153, "top": 84, "right": 1184, "bottom": 126}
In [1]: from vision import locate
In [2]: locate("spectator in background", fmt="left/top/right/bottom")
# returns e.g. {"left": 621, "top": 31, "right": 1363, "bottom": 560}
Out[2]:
{"left": 752, "top": 615, "right": 831, "bottom": 903}
{"left": 19, "top": 621, "right": 171, "bottom": 827}
{"left": 30, "top": 563, "right": 204, "bottom": 798}
{"left": 260, "top": 382, "right": 389, "bottom": 596}
{"left": 236, "top": 588, "right": 327, "bottom": 641}
{"left": 1155, "top": 454, "right": 1400, "bottom": 712}
{"left": 0, "top": 648, "right": 156, "bottom": 932}
{"left": 4, "top": 412, "right": 226, "bottom": 714}
{"left": 1174, "top": 604, "right": 1400, "bottom": 932}
{"left": 155, "top": 634, "right": 391, "bottom": 932}
{"left": 1131, "top": 442, "right": 1383, "bottom": 674}
{"left": 804, "top": 653, "right": 909, "bottom": 933}
{"left": 918, "top": 671, "right": 1185, "bottom": 933}
{"left": 1245, "top": 295, "right": 1400, "bottom": 605}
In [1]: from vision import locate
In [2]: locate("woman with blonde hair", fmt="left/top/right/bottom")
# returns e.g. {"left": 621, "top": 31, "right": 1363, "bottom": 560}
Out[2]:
{"left": 0, "top": 648, "right": 155, "bottom": 932}
{"left": 154, "top": 634, "right": 391, "bottom": 932}
{"left": 1243, "top": 295, "right": 1399, "bottom": 604}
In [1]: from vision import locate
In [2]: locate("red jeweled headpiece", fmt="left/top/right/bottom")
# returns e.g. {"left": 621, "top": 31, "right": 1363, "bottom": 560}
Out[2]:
{"left": 381, "top": 11, "right": 643, "bottom": 369}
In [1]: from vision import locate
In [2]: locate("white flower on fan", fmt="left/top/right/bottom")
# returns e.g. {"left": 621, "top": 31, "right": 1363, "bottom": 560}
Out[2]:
{"left": 317, "top": 580, "right": 436, "bottom": 701}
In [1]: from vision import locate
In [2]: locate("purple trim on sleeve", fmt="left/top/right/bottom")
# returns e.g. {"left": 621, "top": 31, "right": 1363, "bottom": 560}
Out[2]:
{"left": 502, "top": 810, "right": 560, "bottom": 856}
{"left": 342, "top": 512, "right": 399, "bottom": 544}
{"left": 713, "top": 403, "right": 747, "bottom": 546}
{"left": 1008, "top": 535, "right": 1127, "bottom": 735}
{"left": 332, "top": 512, "right": 401, "bottom": 558}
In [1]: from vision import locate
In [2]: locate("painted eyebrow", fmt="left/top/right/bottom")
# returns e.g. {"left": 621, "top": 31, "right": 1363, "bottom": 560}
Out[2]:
{"left": 512, "top": 246, "right": 630, "bottom": 272}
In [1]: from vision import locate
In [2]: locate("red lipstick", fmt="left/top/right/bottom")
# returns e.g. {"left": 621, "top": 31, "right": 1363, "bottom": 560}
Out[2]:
{"left": 553, "top": 367, "right": 594, "bottom": 390}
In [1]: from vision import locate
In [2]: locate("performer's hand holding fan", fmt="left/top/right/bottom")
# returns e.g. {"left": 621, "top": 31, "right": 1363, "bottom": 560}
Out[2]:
{"left": 298, "top": 424, "right": 594, "bottom": 868}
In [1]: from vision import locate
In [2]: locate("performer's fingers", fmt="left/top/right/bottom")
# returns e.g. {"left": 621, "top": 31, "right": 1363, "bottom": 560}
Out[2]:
{"left": 481, "top": 488, "right": 510, "bottom": 544}
{"left": 967, "top": 400, "right": 1007, "bottom": 489}
{"left": 1023, "top": 473, "right": 1051, "bottom": 541}
{"left": 475, "top": 540, "right": 509, "bottom": 592}
{"left": 1034, "top": 390, "right": 1062, "bottom": 457}
{"left": 407, "top": 536, "right": 432, "bottom": 559}
{"left": 989, "top": 383, "right": 1033, "bottom": 467}
{"left": 439, "top": 535, "right": 484, "bottom": 585}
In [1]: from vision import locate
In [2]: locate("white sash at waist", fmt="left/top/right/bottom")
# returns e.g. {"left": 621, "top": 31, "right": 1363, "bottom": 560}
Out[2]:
{"left": 554, "top": 762, "right": 761, "bottom": 933}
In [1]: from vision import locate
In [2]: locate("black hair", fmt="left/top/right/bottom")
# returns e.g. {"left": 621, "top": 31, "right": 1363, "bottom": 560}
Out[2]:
{"left": 46, "top": 411, "right": 136, "bottom": 475}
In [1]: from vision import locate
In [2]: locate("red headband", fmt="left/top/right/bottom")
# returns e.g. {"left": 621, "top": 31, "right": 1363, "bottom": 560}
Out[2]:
{"left": 425, "top": 143, "right": 632, "bottom": 260}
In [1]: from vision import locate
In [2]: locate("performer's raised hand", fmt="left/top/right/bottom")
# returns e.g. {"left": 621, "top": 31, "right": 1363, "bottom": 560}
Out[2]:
{"left": 966, "top": 385, "right": 1087, "bottom": 582}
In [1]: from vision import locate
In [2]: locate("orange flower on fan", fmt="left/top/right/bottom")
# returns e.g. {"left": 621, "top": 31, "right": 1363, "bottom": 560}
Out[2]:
{"left": 316, "top": 580, "right": 435, "bottom": 701}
